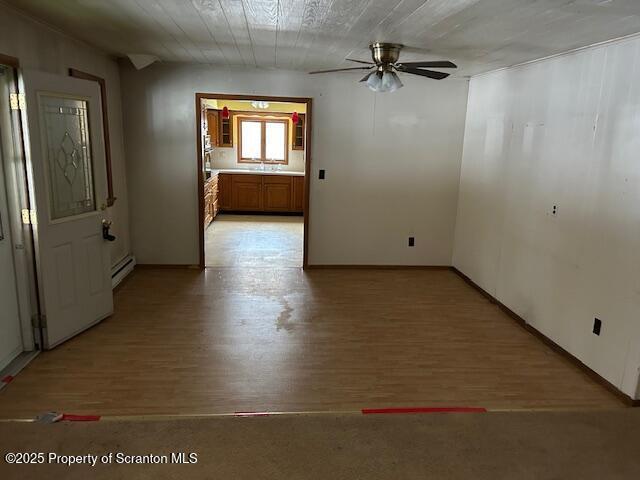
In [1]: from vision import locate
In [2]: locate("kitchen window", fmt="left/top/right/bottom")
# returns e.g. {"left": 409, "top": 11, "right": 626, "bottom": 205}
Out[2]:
{"left": 238, "top": 116, "right": 288, "bottom": 164}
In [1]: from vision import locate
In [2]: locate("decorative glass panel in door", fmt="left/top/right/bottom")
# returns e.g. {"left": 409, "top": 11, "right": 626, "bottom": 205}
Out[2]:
{"left": 39, "top": 95, "right": 95, "bottom": 220}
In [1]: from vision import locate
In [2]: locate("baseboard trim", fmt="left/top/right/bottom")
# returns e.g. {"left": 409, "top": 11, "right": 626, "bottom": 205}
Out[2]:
{"left": 219, "top": 210, "right": 303, "bottom": 216}
{"left": 451, "top": 266, "right": 639, "bottom": 407}
{"left": 305, "top": 265, "right": 452, "bottom": 270}
{"left": 0, "top": 350, "right": 39, "bottom": 392}
{"left": 135, "top": 264, "right": 200, "bottom": 269}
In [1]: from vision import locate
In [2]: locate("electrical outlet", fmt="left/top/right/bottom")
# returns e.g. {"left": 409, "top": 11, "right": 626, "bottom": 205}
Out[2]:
{"left": 318, "top": 169, "right": 325, "bottom": 180}
{"left": 552, "top": 205, "right": 558, "bottom": 216}
{"left": 408, "top": 237, "right": 415, "bottom": 247}
{"left": 593, "top": 318, "right": 602, "bottom": 336}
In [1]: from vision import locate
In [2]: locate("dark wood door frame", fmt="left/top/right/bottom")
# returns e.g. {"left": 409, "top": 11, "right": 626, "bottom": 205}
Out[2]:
{"left": 0, "top": 53, "right": 19, "bottom": 69}
{"left": 195, "top": 93, "right": 313, "bottom": 269}
{"left": 69, "top": 68, "right": 116, "bottom": 206}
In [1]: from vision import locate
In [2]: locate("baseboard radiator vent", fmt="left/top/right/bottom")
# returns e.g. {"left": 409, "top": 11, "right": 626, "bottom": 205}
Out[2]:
{"left": 111, "top": 254, "right": 136, "bottom": 289}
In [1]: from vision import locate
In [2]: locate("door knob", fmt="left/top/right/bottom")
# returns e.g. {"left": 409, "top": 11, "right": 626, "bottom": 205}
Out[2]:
{"left": 102, "top": 219, "right": 116, "bottom": 242}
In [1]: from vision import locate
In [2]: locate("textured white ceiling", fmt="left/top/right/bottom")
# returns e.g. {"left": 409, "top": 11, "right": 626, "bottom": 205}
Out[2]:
{"left": 5, "top": 0, "right": 640, "bottom": 75}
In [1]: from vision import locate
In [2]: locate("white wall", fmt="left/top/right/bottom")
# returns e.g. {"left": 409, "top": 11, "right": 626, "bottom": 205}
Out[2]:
{"left": 453, "top": 36, "right": 640, "bottom": 399}
{"left": 120, "top": 63, "right": 469, "bottom": 266}
{"left": 0, "top": 5, "right": 130, "bottom": 267}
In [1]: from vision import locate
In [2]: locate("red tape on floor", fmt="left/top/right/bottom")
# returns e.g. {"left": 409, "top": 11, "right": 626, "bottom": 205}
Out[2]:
{"left": 60, "top": 414, "right": 101, "bottom": 422}
{"left": 362, "top": 407, "right": 487, "bottom": 415}
{"left": 1, "top": 375, "right": 14, "bottom": 384}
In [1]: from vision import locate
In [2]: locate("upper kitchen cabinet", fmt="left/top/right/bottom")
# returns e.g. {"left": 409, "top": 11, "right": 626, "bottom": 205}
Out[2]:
{"left": 292, "top": 113, "right": 305, "bottom": 150}
{"left": 219, "top": 112, "right": 233, "bottom": 147}
{"left": 206, "top": 110, "right": 219, "bottom": 146}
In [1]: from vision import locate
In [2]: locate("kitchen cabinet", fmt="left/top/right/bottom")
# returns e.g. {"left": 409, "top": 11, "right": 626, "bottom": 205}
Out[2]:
{"left": 219, "top": 114, "right": 233, "bottom": 147}
{"left": 218, "top": 173, "right": 304, "bottom": 213}
{"left": 292, "top": 176, "right": 304, "bottom": 212}
{"left": 203, "top": 173, "right": 219, "bottom": 228}
{"left": 232, "top": 174, "right": 262, "bottom": 211}
{"left": 292, "top": 113, "right": 305, "bottom": 150}
{"left": 218, "top": 173, "right": 232, "bottom": 210}
{"left": 206, "top": 110, "right": 219, "bottom": 146}
{"left": 264, "top": 176, "right": 293, "bottom": 212}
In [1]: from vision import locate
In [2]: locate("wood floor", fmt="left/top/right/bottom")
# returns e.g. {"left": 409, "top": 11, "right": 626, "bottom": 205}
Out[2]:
{"left": 0, "top": 268, "right": 623, "bottom": 419}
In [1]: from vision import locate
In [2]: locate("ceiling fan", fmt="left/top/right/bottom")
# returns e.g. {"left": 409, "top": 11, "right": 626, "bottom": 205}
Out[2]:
{"left": 309, "top": 43, "right": 457, "bottom": 93}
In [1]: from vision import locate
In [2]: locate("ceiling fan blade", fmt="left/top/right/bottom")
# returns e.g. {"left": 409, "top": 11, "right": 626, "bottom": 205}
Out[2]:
{"left": 346, "top": 58, "right": 375, "bottom": 65}
{"left": 397, "top": 66, "right": 450, "bottom": 80}
{"left": 397, "top": 61, "right": 457, "bottom": 68}
{"left": 308, "top": 66, "right": 373, "bottom": 74}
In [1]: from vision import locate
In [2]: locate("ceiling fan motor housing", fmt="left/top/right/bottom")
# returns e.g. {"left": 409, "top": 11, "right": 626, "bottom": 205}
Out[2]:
{"left": 370, "top": 43, "right": 403, "bottom": 65}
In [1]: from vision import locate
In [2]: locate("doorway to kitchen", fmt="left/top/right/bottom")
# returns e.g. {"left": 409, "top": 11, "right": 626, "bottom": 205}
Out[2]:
{"left": 195, "top": 94, "right": 311, "bottom": 269}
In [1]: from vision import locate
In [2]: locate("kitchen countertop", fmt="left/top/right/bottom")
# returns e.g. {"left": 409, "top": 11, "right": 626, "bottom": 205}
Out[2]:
{"left": 209, "top": 168, "right": 305, "bottom": 177}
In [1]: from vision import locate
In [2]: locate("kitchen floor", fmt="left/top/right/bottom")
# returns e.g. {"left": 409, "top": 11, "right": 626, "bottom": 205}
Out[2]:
{"left": 205, "top": 214, "right": 303, "bottom": 267}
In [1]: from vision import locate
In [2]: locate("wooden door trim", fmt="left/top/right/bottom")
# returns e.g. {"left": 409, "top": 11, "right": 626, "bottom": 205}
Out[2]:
{"left": 195, "top": 93, "right": 312, "bottom": 269}
{"left": 68, "top": 68, "right": 116, "bottom": 207}
{"left": 0, "top": 53, "right": 19, "bottom": 68}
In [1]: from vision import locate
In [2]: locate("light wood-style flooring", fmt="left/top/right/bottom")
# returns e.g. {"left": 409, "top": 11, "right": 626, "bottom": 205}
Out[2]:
{"left": 0, "top": 268, "right": 623, "bottom": 419}
{"left": 205, "top": 214, "right": 303, "bottom": 267}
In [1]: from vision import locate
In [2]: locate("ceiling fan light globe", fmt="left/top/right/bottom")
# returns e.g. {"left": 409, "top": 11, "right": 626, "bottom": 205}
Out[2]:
{"left": 380, "top": 70, "right": 403, "bottom": 93}
{"left": 366, "top": 71, "right": 383, "bottom": 91}
{"left": 388, "top": 74, "right": 403, "bottom": 92}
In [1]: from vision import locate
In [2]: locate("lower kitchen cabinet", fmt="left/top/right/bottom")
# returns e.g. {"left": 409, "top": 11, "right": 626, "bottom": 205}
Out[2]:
{"left": 264, "top": 176, "right": 293, "bottom": 212}
{"left": 218, "top": 173, "right": 304, "bottom": 213}
{"left": 292, "top": 176, "right": 304, "bottom": 212}
{"left": 203, "top": 173, "right": 219, "bottom": 228}
{"left": 232, "top": 174, "right": 263, "bottom": 211}
{"left": 218, "top": 173, "right": 232, "bottom": 210}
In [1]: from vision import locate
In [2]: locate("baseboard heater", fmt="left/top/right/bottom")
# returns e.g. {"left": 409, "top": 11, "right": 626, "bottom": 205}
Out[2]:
{"left": 111, "top": 254, "right": 136, "bottom": 289}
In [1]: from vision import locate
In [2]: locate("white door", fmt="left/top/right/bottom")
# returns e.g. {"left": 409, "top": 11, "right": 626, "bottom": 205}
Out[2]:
{"left": 0, "top": 133, "right": 23, "bottom": 370}
{"left": 20, "top": 70, "right": 113, "bottom": 348}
